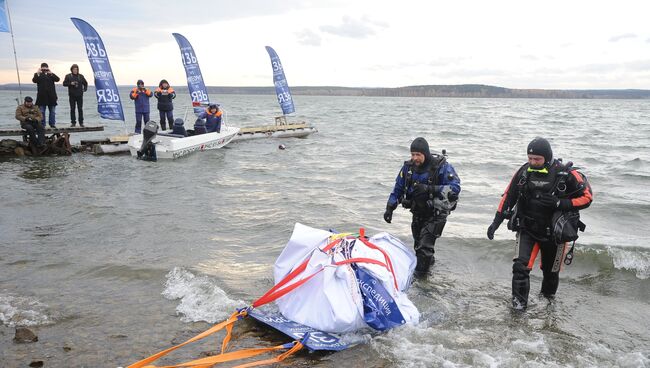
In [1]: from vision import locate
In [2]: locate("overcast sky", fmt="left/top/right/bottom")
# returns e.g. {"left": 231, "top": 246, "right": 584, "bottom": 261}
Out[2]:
{"left": 1, "top": 0, "right": 649, "bottom": 89}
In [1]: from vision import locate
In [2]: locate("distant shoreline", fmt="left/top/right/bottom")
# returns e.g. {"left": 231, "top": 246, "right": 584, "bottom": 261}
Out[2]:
{"left": 2, "top": 83, "right": 650, "bottom": 99}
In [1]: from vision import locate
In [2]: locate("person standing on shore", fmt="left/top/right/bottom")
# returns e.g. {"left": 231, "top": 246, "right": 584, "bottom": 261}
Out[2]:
{"left": 62, "top": 64, "right": 88, "bottom": 127}
{"left": 130, "top": 80, "right": 153, "bottom": 134}
{"left": 32, "top": 62, "right": 60, "bottom": 128}
{"left": 486, "top": 137, "right": 593, "bottom": 311}
{"left": 154, "top": 79, "right": 176, "bottom": 130}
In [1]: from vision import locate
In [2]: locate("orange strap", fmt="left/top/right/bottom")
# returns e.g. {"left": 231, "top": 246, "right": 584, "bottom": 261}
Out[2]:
{"left": 232, "top": 341, "right": 304, "bottom": 368}
{"left": 527, "top": 242, "right": 540, "bottom": 270}
{"left": 358, "top": 238, "right": 399, "bottom": 290}
{"left": 127, "top": 310, "right": 244, "bottom": 368}
{"left": 140, "top": 342, "right": 303, "bottom": 368}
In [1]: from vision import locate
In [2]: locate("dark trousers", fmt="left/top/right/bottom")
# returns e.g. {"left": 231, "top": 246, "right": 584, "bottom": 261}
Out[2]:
{"left": 135, "top": 112, "right": 150, "bottom": 134}
{"left": 69, "top": 95, "right": 84, "bottom": 124}
{"left": 159, "top": 110, "right": 174, "bottom": 130}
{"left": 21, "top": 120, "right": 45, "bottom": 146}
{"left": 411, "top": 215, "right": 447, "bottom": 274}
{"left": 512, "top": 231, "right": 565, "bottom": 309}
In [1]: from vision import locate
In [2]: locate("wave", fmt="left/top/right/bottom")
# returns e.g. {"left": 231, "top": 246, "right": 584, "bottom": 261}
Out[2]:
{"left": 0, "top": 293, "right": 53, "bottom": 327}
{"left": 162, "top": 267, "right": 245, "bottom": 323}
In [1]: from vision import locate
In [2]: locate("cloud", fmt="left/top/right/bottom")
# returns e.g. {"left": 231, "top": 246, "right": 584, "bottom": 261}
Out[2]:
{"left": 296, "top": 29, "right": 322, "bottom": 46}
{"left": 609, "top": 33, "right": 637, "bottom": 42}
{"left": 319, "top": 15, "right": 388, "bottom": 39}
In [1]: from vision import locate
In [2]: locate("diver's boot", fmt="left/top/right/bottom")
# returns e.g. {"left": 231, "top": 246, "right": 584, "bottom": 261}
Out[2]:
{"left": 414, "top": 255, "right": 434, "bottom": 278}
{"left": 541, "top": 272, "right": 559, "bottom": 299}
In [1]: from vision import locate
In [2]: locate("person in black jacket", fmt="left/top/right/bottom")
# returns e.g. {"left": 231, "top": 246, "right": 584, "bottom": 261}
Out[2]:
{"left": 154, "top": 79, "right": 176, "bottom": 130}
{"left": 487, "top": 137, "right": 593, "bottom": 311}
{"left": 32, "top": 62, "right": 60, "bottom": 128}
{"left": 62, "top": 64, "right": 88, "bottom": 127}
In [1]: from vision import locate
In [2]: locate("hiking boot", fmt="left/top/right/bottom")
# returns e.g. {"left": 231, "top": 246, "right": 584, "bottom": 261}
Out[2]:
{"left": 70, "top": 122, "right": 76, "bottom": 127}
{"left": 79, "top": 122, "right": 85, "bottom": 127}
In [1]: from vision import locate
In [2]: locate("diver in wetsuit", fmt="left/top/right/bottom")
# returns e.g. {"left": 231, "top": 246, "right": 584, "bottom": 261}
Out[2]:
{"left": 487, "top": 137, "right": 593, "bottom": 310}
{"left": 384, "top": 137, "right": 461, "bottom": 277}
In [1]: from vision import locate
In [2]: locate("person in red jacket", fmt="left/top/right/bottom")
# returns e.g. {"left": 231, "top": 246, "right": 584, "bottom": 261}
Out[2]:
{"left": 487, "top": 137, "right": 593, "bottom": 310}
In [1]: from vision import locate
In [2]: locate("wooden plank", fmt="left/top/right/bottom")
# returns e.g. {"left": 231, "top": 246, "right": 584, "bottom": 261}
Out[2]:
{"left": 0, "top": 125, "right": 104, "bottom": 137}
{"left": 238, "top": 123, "right": 308, "bottom": 134}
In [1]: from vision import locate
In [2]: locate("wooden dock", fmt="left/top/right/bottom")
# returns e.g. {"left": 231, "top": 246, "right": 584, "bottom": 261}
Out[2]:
{"left": 0, "top": 125, "right": 104, "bottom": 157}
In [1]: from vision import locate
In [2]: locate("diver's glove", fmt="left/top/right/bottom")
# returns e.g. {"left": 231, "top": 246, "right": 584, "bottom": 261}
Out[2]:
{"left": 536, "top": 193, "right": 560, "bottom": 209}
{"left": 383, "top": 203, "right": 396, "bottom": 223}
{"left": 410, "top": 183, "right": 431, "bottom": 201}
{"left": 487, "top": 212, "right": 505, "bottom": 240}
{"left": 557, "top": 198, "right": 573, "bottom": 210}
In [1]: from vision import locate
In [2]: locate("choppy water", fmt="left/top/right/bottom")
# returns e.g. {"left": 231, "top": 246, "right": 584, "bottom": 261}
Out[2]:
{"left": 1, "top": 90, "right": 649, "bottom": 367}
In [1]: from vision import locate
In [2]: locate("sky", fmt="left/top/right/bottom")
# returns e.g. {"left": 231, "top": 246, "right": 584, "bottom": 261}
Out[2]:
{"left": 1, "top": 0, "right": 650, "bottom": 89}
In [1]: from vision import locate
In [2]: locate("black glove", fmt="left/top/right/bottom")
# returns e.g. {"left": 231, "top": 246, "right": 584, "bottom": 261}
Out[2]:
{"left": 447, "top": 191, "right": 459, "bottom": 202}
{"left": 410, "top": 183, "right": 430, "bottom": 200}
{"left": 383, "top": 205, "right": 395, "bottom": 223}
{"left": 536, "top": 193, "right": 559, "bottom": 209}
{"left": 487, "top": 212, "right": 505, "bottom": 240}
{"left": 557, "top": 198, "right": 572, "bottom": 210}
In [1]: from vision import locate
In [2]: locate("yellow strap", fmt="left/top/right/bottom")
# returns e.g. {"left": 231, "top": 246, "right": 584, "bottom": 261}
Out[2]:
{"left": 127, "top": 310, "right": 244, "bottom": 368}
{"left": 232, "top": 341, "right": 304, "bottom": 368}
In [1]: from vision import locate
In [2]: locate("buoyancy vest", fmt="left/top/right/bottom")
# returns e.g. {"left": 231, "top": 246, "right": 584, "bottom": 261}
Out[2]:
{"left": 402, "top": 153, "right": 448, "bottom": 216}
{"left": 511, "top": 160, "right": 574, "bottom": 237}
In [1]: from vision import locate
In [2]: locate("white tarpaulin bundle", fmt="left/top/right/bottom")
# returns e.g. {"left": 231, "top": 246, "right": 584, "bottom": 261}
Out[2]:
{"left": 273, "top": 223, "right": 420, "bottom": 333}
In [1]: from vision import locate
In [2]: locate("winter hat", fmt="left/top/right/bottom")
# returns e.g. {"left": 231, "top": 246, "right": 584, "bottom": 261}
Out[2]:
{"left": 70, "top": 64, "right": 79, "bottom": 71}
{"left": 40, "top": 62, "right": 48, "bottom": 68}
{"left": 24, "top": 96, "right": 33, "bottom": 102}
{"left": 527, "top": 137, "right": 553, "bottom": 164}
{"left": 137, "top": 79, "right": 144, "bottom": 86}
{"left": 410, "top": 137, "right": 431, "bottom": 157}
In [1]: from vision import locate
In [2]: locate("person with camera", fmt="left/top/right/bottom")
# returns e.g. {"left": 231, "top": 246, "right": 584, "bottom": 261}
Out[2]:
{"left": 130, "top": 80, "right": 153, "bottom": 134}
{"left": 154, "top": 79, "right": 176, "bottom": 130}
{"left": 15, "top": 96, "right": 45, "bottom": 147}
{"left": 62, "top": 64, "right": 88, "bottom": 127}
{"left": 32, "top": 62, "right": 60, "bottom": 128}
{"left": 486, "top": 137, "right": 593, "bottom": 311}
{"left": 384, "top": 137, "right": 461, "bottom": 277}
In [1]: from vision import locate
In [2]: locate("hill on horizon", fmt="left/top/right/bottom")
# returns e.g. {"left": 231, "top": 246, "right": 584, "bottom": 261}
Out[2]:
{"left": 2, "top": 83, "right": 650, "bottom": 99}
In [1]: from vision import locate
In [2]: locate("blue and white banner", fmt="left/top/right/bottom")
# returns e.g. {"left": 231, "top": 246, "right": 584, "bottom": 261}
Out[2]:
{"left": 265, "top": 46, "right": 295, "bottom": 115}
{"left": 70, "top": 18, "right": 124, "bottom": 121}
{"left": 0, "top": 0, "right": 10, "bottom": 33}
{"left": 355, "top": 267, "right": 405, "bottom": 331}
{"left": 247, "top": 309, "right": 351, "bottom": 351}
{"left": 172, "top": 33, "right": 210, "bottom": 115}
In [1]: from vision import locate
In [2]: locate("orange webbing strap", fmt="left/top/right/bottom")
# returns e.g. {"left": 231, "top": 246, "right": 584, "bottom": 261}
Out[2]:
{"left": 141, "top": 342, "right": 302, "bottom": 368}
{"left": 232, "top": 341, "right": 304, "bottom": 368}
{"left": 252, "top": 238, "right": 343, "bottom": 309}
{"left": 358, "top": 238, "right": 399, "bottom": 290}
{"left": 127, "top": 310, "right": 245, "bottom": 368}
{"left": 527, "top": 242, "right": 540, "bottom": 270}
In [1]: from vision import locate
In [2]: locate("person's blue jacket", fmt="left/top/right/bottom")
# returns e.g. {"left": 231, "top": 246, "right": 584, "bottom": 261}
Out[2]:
{"left": 388, "top": 155, "right": 461, "bottom": 215}
{"left": 198, "top": 108, "right": 222, "bottom": 133}
{"left": 129, "top": 87, "right": 152, "bottom": 113}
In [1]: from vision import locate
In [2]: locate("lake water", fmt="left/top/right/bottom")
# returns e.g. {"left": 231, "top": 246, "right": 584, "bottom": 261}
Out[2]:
{"left": 1, "top": 89, "right": 649, "bottom": 367}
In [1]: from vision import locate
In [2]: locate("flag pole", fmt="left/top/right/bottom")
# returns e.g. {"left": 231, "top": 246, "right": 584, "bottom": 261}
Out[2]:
{"left": 5, "top": 0, "right": 22, "bottom": 103}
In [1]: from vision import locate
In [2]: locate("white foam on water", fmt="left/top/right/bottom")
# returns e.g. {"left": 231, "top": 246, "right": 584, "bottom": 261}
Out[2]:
{"left": 615, "top": 352, "right": 650, "bottom": 368}
{"left": 608, "top": 247, "right": 650, "bottom": 279}
{"left": 510, "top": 333, "right": 549, "bottom": 355}
{"left": 0, "top": 294, "right": 52, "bottom": 327}
{"left": 162, "top": 267, "right": 245, "bottom": 323}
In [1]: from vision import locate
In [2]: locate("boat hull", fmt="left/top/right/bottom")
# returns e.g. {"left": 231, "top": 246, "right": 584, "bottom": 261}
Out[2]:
{"left": 232, "top": 125, "right": 317, "bottom": 142}
{"left": 127, "top": 126, "right": 239, "bottom": 159}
